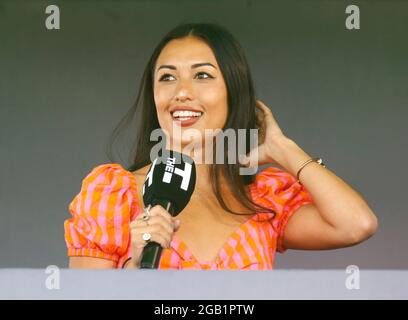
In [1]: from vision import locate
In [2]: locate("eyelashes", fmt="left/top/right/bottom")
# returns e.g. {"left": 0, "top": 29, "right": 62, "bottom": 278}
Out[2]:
{"left": 158, "top": 72, "right": 214, "bottom": 82}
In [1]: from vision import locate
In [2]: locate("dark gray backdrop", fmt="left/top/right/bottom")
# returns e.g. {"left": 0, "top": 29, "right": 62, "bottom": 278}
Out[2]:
{"left": 0, "top": 0, "right": 407, "bottom": 269}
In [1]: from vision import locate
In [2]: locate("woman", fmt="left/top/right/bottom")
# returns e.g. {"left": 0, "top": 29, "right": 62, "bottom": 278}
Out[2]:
{"left": 64, "top": 23, "right": 378, "bottom": 269}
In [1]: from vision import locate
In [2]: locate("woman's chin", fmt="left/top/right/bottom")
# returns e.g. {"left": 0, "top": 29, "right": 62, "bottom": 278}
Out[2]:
{"left": 165, "top": 137, "right": 204, "bottom": 153}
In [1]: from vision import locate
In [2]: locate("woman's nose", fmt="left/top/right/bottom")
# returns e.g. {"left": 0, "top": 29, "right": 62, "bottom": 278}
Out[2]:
{"left": 174, "top": 79, "right": 194, "bottom": 101}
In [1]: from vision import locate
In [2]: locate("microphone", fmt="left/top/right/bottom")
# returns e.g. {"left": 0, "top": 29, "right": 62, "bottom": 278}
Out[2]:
{"left": 140, "top": 150, "right": 196, "bottom": 269}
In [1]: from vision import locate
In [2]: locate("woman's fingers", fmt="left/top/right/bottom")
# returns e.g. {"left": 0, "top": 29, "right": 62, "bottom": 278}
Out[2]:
{"left": 256, "top": 99, "right": 284, "bottom": 137}
{"left": 133, "top": 215, "right": 174, "bottom": 234}
{"left": 129, "top": 204, "right": 182, "bottom": 268}
{"left": 149, "top": 205, "right": 176, "bottom": 227}
{"left": 131, "top": 226, "right": 171, "bottom": 249}
{"left": 130, "top": 230, "right": 171, "bottom": 268}
{"left": 130, "top": 205, "right": 180, "bottom": 266}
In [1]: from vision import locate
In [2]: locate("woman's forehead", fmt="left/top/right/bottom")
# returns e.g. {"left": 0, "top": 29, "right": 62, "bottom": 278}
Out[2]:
{"left": 156, "top": 37, "right": 218, "bottom": 69}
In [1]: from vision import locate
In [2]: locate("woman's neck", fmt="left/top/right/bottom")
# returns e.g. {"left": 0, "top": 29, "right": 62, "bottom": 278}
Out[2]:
{"left": 194, "top": 163, "right": 214, "bottom": 192}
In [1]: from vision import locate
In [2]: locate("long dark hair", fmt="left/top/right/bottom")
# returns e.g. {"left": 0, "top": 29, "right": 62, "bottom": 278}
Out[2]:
{"left": 106, "top": 22, "right": 276, "bottom": 218}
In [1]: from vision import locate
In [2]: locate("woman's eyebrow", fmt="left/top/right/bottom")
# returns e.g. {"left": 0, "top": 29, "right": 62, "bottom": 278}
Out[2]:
{"left": 156, "top": 62, "right": 217, "bottom": 72}
{"left": 191, "top": 62, "right": 217, "bottom": 69}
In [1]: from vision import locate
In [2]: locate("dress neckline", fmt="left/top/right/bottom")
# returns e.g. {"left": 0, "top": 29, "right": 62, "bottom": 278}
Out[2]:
{"left": 122, "top": 163, "right": 269, "bottom": 265}
{"left": 170, "top": 213, "right": 259, "bottom": 265}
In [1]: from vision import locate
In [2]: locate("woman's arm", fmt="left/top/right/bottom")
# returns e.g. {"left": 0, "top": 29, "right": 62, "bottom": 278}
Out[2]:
{"left": 245, "top": 100, "right": 378, "bottom": 250}
{"left": 276, "top": 137, "right": 378, "bottom": 250}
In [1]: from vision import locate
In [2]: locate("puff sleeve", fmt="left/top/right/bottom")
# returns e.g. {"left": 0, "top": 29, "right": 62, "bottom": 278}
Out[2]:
{"left": 250, "top": 166, "right": 314, "bottom": 254}
{"left": 64, "top": 163, "right": 138, "bottom": 264}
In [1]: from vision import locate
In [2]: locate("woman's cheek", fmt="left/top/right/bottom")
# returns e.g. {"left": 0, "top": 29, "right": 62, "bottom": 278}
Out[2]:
{"left": 154, "top": 90, "right": 167, "bottom": 108}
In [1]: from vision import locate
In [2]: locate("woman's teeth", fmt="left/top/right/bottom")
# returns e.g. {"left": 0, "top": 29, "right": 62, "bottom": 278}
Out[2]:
{"left": 172, "top": 110, "right": 203, "bottom": 120}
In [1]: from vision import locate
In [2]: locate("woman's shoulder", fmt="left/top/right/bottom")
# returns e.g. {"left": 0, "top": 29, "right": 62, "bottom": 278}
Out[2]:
{"left": 249, "top": 165, "right": 313, "bottom": 212}
{"left": 250, "top": 166, "right": 308, "bottom": 202}
{"left": 252, "top": 166, "right": 297, "bottom": 186}
{"left": 85, "top": 162, "right": 133, "bottom": 178}
{"left": 65, "top": 163, "right": 142, "bottom": 261}
{"left": 79, "top": 163, "right": 140, "bottom": 194}
{"left": 68, "top": 163, "right": 143, "bottom": 219}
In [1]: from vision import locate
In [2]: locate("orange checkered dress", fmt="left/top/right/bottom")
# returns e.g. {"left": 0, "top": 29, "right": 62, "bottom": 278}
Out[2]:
{"left": 64, "top": 164, "right": 314, "bottom": 269}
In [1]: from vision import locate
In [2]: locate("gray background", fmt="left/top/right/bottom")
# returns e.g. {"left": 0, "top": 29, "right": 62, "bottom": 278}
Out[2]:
{"left": 2, "top": 269, "right": 407, "bottom": 299}
{"left": 0, "top": 0, "right": 407, "bottom": 269}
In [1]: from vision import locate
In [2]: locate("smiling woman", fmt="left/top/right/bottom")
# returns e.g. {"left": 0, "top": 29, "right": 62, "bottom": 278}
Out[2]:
{"left": 64, "top": 22, "right": 377, "bottom": 270}
{"left": 154, "top": 37, "right": 228, "bottom": 138}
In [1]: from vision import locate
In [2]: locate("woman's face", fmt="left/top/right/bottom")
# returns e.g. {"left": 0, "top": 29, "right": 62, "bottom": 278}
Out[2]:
{"left": 153, "top": 36, "right": 228, "bottom": 150}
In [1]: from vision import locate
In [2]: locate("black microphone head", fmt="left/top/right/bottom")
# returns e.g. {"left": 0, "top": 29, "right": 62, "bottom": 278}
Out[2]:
{"left": 142, "top": 150, "right": 196, "bottom": 216}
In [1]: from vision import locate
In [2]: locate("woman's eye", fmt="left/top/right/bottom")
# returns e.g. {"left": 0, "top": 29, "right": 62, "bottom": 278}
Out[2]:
{"left": 158, "top": 74, "right": 175, "bottom": 81}
{"left": 158, "top": 72, "right": 214, "bottom": 82}
{"left": 195, "top": 72, "right": 213, "bottom": 79}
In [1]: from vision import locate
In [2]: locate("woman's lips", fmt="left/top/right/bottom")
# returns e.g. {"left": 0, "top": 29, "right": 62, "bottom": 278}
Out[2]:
{"left": 172, "top": 114, "right": 202, "bottom": 127}
{"left": 171, "top": 110, "right": 203, "bottom": 127}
